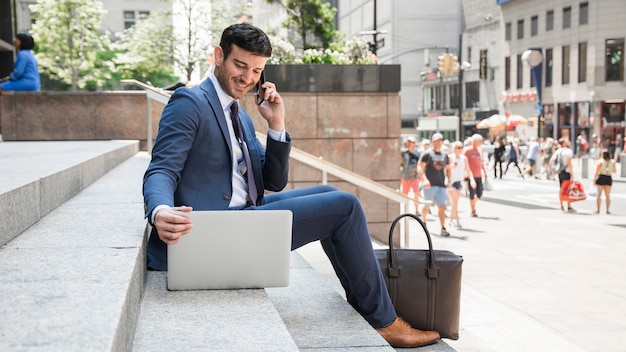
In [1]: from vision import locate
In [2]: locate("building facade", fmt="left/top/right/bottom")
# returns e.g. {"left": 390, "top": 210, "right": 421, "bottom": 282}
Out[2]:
{"left": 337, "top": 0, "right": 462, "bottom": 131}
{"left": 501, "top": 0, "right": 625, "bottom": 154}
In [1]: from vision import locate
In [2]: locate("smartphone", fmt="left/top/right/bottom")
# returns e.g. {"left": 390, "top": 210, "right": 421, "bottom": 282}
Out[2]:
{"left": 256, "top": 71, "right": 266, "bottom": 105}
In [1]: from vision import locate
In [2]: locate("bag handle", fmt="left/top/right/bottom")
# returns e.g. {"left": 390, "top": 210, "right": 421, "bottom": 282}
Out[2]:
{"left": 386, "top": 213, "right": 440, "bottom": 279}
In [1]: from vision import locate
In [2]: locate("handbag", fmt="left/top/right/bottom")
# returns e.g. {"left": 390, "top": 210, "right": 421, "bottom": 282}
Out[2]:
{"left": 559, "top": 180, "right": 587, "bottom": 202}
{"left": 374, "top": 213, "right": 463, "bottom": 340}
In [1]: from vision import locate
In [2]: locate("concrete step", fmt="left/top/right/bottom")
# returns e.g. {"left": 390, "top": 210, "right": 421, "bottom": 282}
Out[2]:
{"left": 133, "top": 250, "right": 394, "bottom": 351}
{"left": 0, "top": 151, "right": 150, "bottom": 351}
{"left": 0, "top": 140, "right": 139, "bottom": 247}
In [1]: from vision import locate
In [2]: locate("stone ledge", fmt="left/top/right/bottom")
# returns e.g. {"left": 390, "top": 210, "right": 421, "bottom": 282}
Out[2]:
{"left": 0, "top": 140, "right": 139, "bottom": 247}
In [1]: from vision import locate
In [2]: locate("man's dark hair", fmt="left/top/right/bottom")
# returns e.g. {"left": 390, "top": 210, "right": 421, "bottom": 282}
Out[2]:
{"left": 16, "top": 33, "right": 35, "bottom": 50}
{"left": 219, "top": 23, "right": 272, "bottom": 60}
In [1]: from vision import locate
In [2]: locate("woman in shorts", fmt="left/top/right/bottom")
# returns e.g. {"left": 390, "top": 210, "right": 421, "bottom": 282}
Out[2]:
{"left": 447, "top": 141, "right": 474, "bottom": 228}
{"left": 593, "top": 151, "right": 616, "bottom": 214}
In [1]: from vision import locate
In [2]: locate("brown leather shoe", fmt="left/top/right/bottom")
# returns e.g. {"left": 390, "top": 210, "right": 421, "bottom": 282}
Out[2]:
{"left": 376, "top": 317, "right": 440, "bottom": 348}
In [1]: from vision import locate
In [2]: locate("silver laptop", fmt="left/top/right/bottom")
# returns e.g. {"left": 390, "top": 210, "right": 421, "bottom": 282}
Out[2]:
{"left": 167, "top": 210, "right": 293, "bottom": 290}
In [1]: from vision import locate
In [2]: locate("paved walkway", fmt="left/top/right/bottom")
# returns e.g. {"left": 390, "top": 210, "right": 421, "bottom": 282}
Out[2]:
{"left": 299, "top": 156, "right": 626, "bottom": 352}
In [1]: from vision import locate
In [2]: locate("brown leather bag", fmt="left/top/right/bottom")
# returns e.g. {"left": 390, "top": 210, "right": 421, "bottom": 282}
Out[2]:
{"left": 375, "top": 213, "right": 463, "bottom": 340}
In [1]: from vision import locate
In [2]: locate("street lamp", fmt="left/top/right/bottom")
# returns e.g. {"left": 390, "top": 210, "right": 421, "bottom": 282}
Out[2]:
{"left": 457, "top": 60, "right": 471, "bottom": 142}
{"left": 522, "top": 48, "right": 544, "bottom": 138}
{"left": 358, "top": 0, "right": 387, "bottom": 55}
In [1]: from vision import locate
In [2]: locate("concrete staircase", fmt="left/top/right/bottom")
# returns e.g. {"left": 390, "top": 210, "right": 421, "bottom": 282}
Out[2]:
{"left": 0, "top": 141, "right": 453, "bottom": 351}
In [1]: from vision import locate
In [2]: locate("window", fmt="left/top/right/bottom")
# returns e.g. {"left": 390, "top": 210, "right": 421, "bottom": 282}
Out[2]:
{"left": 546, "top": 48, "right": 553, "bottom": 87}
{"left": 546, "top": 10, "right": 554, "bottom": 31}
{"left": 516, "top": 54, "right": 523, "bottom": 89}
{"left": 450, "top": 83, "right": 459, "bottom": 109}
{"left": 578, "top": 42, "right": 587, "bottom": 82}
{"left": 517, "top": 19, "right": 524, "bottom": 40}
{"left": 467, "top": 47, "right": 472, "bottom": 65}
{"left": 124, "top": 11, "right": 135, "bottom": 29}
{"left": 505, "top": 22, "right": 512, "bottom": 41}
{"left": 505, "top": 56, "right": 511, "bottom": 90}
{"left": 563, "top": 6, "right": 571, "bottom": 29}
{"left": 530, "top": 68, "right": 536, "bottom": 88}
{"left": 606, "top": 38, "right": 624, "bottom": 82}
{"left": 465, "top": 81, "right": 480, "bottom": 109}
{"left": 562, "top": 45, "right": 571, "bottom": 84}
{"left": 531, "top": 15, "right": 538, "bottom": 36}
{"left": 579, "top": 2, "right": 588, "bottom": 25}
{"left": 124, "top": 10, "right": 150, "bottom": 29}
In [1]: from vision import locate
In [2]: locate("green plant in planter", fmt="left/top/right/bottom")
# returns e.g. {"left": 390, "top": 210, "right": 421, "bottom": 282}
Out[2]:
{"left": 268, "top": 35, "right": 377, "bottom": 65}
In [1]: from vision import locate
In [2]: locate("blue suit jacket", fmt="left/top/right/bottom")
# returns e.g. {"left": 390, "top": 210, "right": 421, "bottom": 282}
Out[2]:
{"left": 143, "top": 78, "right": 291, "bottom": 270}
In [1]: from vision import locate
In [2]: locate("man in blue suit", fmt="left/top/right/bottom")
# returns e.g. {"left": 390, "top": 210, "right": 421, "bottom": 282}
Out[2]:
{"left": 142, "top": 23, "right": 439, "bottom": 348}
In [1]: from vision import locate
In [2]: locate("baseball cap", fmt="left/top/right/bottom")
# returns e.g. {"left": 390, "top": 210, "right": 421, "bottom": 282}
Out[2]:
{"left": 431, "top": 132, "right": 443, "bottom": 141}
{"left": 407, "top": 136, "right": 417, "bottom": 143}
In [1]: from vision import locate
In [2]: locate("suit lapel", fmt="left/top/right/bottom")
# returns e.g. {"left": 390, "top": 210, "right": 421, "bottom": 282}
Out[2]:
{"left": 200, "top": 79, "right": 235, "bottom": 157}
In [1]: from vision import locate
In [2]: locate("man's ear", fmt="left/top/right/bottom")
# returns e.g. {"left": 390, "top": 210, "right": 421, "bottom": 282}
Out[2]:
{"left": 214, "top": 46, "right": 223, "bottom": 66}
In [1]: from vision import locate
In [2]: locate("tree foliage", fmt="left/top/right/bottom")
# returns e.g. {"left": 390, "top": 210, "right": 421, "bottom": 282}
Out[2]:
{"left": 114, "top": 8, "right": 178, "bottom": 86}
{"left": 267, "top": 0, "right": 340, "bottom": 50}
{"left": 30, "top": 0, "right": 111, "bottom": 90}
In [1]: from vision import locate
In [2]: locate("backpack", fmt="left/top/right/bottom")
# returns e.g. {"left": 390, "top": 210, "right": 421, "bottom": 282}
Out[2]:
{"left": 551, "top": 150, "right": 565, "bottom": 173}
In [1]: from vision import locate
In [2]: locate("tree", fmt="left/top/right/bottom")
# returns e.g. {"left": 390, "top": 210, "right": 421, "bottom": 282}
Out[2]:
{"left": 30, "top": 0, "right": 112, "bottom": 90}
{"left": 172, "top": 0, "right": 248, "bottom": 82}
{"left": 266, "top": 0, "right": 340, "bottom": 50}
{"left": 114, "top": 8, "right": 178, "bottom": 87}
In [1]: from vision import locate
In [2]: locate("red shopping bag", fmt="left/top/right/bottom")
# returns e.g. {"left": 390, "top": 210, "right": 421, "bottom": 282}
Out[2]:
{"left": 560, "top": 180, "right": 587, "bottom": 203}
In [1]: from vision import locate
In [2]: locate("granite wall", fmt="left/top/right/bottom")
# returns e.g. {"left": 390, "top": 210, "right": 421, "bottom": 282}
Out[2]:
{"left": 240, "top": 91, "right": 402, "bottom": 243}
{"left": 0, "top": 91, "right": 163, "bottom": 150}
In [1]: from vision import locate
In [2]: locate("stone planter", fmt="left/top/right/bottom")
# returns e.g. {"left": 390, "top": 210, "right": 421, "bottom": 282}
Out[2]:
{"left": 262, "top": 64, "right": 401, "bottom": 92}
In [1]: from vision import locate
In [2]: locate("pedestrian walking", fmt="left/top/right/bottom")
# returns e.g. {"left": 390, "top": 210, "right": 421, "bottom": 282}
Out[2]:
{"left": 400, "top": 136, "right": 421, "bottom": 214}
{"left": 522, "top": 136, "right": 541, "bottom": 178}
{"left": 552, "top": 138, "right": 575, "bottom": 212}
{"left": 493, "top": 136, "right": 506, "bottom": 179}
{"left": 504, "top": 138, "right": 524, "bottom": 177}
{"left": 448, "top": 141, "right": 473, "bottom": 229}
{"left": 418, "top": 133, "right": 452, "bottom": 236}
{"left": 593, "top": 151, "right": 617, "bottom": 214}
{"left": 464, "top": 134, "right": 487, "bottom": 217}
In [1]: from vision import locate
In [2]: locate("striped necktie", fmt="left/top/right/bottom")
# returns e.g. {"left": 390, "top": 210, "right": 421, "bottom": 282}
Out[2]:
{"left": 230, "top": 102, "right": 258, "bottom": 205}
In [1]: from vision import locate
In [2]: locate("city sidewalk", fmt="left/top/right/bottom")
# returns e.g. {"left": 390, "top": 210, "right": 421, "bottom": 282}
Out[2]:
{"left": 298, "top": 158, "right": 626, "bottom": 351}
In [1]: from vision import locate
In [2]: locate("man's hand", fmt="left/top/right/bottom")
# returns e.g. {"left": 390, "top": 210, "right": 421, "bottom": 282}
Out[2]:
{"left": 256, "top": 81, "right": 285, "bottom": 132}
{"left": 154, "top": 206, "right": 193, "bottom": 245}
{"left": 422, "top": 179, "right": 431, "bottom": 189}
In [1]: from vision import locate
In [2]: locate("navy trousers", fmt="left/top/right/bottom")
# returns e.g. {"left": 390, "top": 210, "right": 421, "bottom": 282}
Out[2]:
{"left": 260, "top": 185, "right": 396, "bottom": 328}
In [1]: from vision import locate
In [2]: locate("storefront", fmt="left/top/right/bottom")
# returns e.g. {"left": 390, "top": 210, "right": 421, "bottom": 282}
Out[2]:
{"left": 601, "top": 100, "right": 625, "bottom": 155}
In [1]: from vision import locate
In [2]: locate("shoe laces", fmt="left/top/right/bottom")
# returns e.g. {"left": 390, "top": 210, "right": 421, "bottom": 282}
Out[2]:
{"left": 397, "top": 317, "right": 412, "bottom": 329}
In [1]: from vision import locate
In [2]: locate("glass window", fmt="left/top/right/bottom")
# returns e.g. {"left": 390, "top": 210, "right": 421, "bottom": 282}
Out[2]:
{"left": 138, "top": 11, "right": 150, "bottom": 20}
{"left": 450, "top": 83, "right": 459, "bottom": 109}
{"left": 606, "top": 38, "right": 624, "bottom": 82}
{"left": 516, "top": 54, "right": 523, "bottom": 89}
{"left": 562, "top": 45, "right": 571, "bottom": 85}
{"left": 546, "top": 10, "right": 554, "bottom": 31}
{"left": 505, "top": 56, "right": 511, "bottom": 90}
{"left": 517, "top": 19, "right": 524, "bottom": 40}
{"left": 505, "top": 22, "right": 512, "bottom": 41}
{"left": 465, "top": 81, "right": 480, "bottom": 109}
{"left": 579, "top": 42, "right": 587, "bottom": 83}
{"left": 579, "top": 2, "right": 588, "bottom": 25}
{"left": 124, "top": 11, "right": 135, "bottom": 29}
{"left": 530, "top": 68, "right": 536, "bottom": 88}
{"left": 423, "top": 87, "right": 433, "bottom": 112}
{"left": 531, "top": 15, "right": 538, "bottom": 36}
{"left": 563, "top": 6, "right": 571, "bottom": 29}
{"left": 546, "top": 48, "right": 553, "bottom": 87}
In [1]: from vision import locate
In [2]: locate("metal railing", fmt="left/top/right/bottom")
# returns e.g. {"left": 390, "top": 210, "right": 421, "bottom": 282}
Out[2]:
{"left": 123, "top": 79, "right": 426, "bottom": 247}
{"left": 121, "top": 79, "right": 171, "bottom": 153}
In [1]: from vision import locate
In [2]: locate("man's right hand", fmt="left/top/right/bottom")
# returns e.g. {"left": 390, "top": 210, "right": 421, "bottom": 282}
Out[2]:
{"left": 154, "top": 206, "right": 193, "bottom": 245}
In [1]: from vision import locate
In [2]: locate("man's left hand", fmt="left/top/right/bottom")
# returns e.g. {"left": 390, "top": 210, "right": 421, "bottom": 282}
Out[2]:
{"left": 256, "top": 81, "right": 285, "bottom": 132}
